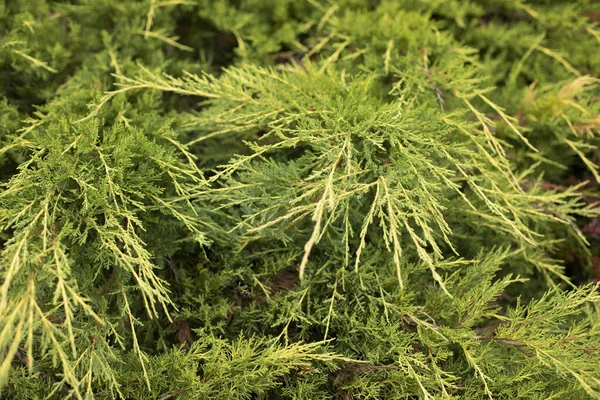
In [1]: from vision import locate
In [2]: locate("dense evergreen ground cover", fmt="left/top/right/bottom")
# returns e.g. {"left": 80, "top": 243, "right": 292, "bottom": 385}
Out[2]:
{"left": 1, "top": 0, "right": 600, "bottom": 398}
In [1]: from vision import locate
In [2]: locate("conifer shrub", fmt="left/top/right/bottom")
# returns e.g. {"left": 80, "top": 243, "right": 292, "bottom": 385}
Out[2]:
{"left": 1, "top": 0, "right": 600, "bottom": 398}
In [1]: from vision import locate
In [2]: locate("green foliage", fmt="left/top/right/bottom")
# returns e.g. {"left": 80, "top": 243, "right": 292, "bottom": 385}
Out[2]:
{"left": 1, "top": 0, "right": 599, "bottom": 399}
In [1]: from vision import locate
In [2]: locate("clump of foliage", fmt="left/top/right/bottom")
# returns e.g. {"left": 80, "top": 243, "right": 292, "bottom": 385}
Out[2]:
{"left": 1, "top": 0, "right": 600, "bottom": 399}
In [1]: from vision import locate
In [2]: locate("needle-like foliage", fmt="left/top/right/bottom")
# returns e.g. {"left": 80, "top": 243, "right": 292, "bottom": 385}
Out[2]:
{"left": 1, "top": 0, "right": 600, "bottom": 399}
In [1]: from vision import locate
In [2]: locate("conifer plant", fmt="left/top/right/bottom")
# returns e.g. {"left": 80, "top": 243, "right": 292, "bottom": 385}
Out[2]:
{"left": 1, "top": 0, "right": 600, "bottom": 399}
